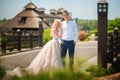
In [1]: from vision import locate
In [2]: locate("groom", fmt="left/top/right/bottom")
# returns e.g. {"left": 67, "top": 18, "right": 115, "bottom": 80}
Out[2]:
{"left": 60, "top": 10, "right": 78, "bottom": 69}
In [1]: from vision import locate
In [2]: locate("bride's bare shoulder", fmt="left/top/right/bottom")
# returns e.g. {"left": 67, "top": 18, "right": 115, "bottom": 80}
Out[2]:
{"left": 51, "top": 28, "right": 57, "bottom": 32}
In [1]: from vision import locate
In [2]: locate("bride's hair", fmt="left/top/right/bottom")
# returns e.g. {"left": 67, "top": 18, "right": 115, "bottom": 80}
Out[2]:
{"left": 50, "top": 19, "right": 61, "bottom": 37}
{"left": 52, "top": 19, "right": 61, "bottom": 28}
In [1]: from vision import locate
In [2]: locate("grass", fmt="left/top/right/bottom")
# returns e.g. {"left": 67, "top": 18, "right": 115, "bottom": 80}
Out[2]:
{"left": 0, "top": 66, "right": 6, "bottom": 80}
{"left": 1, "top": 58, "right": 94, "bottom": 80}
{"left": 0, "top": 58, "right": 116, "bottom": 80}
{"left": 86, "top": 65, "right": 115, "bottom": 77}
{"left": 9, "top": 68, "right": 93, "bottom": 80}
{"left": 6, "top": 59, "right": 115, "bottom": 80}
{"left": 8, "top": 66, "right": 115, "bottom": 80}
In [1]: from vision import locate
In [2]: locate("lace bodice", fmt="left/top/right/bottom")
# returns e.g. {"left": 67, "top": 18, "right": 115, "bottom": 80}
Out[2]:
{"left": 52, "top": 33, "right": 58, "bottom": 40}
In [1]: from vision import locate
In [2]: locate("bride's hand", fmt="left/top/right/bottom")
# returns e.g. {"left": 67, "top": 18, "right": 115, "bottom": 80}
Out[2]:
{"left": 59, "top": 33, "right": 62, "bottom": 38}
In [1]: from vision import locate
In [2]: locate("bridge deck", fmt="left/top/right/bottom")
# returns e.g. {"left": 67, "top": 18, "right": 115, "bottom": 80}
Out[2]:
{"left": 0, "top": 41, "right": 97, "bottom": 71}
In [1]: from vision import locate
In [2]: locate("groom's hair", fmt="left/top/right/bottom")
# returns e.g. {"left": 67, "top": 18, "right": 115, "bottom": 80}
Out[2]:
{"left": 62, "top": 10, "right": 69, "bottom": 15}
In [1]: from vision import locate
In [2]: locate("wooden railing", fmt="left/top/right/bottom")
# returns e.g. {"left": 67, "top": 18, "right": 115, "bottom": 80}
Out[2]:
{"left": 0, "top": 31, "right": 42, "bottom": 55}
{"left": 107, "top": 27, "right": 120, "bottom": 67}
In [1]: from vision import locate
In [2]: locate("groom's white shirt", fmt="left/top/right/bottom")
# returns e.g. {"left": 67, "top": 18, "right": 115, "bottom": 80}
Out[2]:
{"left": 61, "top": 20, "right": 78, "bottom": 42}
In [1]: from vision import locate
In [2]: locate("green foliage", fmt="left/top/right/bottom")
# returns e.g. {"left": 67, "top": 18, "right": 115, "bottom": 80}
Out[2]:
{"left": 3, "top": 60, "right": 116, "bottom": 80}
{"left": 0, "top": 32, "right": 7, "bottom": 54}
{"left": 108, "top": 17, "right": 120, "bottom": 30}
{"left": 85, "top": 36, "right": 90, "bottom": 41}
{"left": 107, "top": 30, "right": 114, "bottom": 33}
{"left": 8, "top": 59, "right": 94, "bottom": 80}
{"left": 88, "top": 30, "right": 98, "bottom": 36}
{"left": 77, "top": 19, "right": 97, "bottom": 31}
{"left": 0, "top": 66, "right": 6, "bottom": 80}
{"left": 0, "top": 18, "right": 7, "bottom": 26}
{"left": 10, "top": 68, "right": 93, "bottom": 80}
{"left": 43, "top": 28, "right": 52, "bottom": 44}
{"left": 77, "top": 30, "right": 98, "bottom": 41}
{"left": 86, "top": 65, "right": 115, "bottom": 77}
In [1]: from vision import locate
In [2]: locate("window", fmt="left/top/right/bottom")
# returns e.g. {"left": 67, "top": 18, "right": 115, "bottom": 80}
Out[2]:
{"left": 99, "top": 5, "right": 102, "bottom": 8}
{"left": 103, "top": 5, "right": 106, "bottom": 8}
{"left": 19, "top": 17, "right": 27, "bottom": 24}
{"left": 103, "top": 9, "right": 106, "bottom": 12}
{"left": 99, "top": 8, "right": 102, "bottom": 12}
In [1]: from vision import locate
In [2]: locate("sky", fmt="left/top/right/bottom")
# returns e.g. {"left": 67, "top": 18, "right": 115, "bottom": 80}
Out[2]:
{"left": 0, "top": 0, "right": 120, "bottom": 20}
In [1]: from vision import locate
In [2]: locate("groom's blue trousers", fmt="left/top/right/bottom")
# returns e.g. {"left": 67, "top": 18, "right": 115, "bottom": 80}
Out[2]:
{"left": 61, "top": 40, "right": 75, "bottom": 68}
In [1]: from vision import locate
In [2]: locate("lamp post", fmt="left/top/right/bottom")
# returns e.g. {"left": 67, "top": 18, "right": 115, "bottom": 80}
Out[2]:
{"left": 39, "top": 19, "right": 44, "bottom": 46}
{"left": 97, "top": 0, "right": 108, "bottom": 68}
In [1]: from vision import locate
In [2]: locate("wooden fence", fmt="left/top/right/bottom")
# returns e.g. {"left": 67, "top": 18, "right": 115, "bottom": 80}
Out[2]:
{"left": 0, "top": 30, "right": 42, "bottom": 55}
{"left": 107, "top": 27, "right": 120, "bottom": 67}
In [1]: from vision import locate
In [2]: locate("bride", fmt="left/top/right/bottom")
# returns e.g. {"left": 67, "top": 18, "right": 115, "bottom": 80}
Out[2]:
{"left": 7, "top": 19, "right": 63, "bottom": 77}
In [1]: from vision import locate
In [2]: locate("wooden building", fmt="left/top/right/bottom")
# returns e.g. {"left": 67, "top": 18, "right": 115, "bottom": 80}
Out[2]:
{"left": 0, "top": 3, "right": 39, "bottom": 31}
{"left": 0, "top": 2, "right": 64, "bottom": 53}
{"left": 0, "top": 2, "right": 63, "bottom": 31}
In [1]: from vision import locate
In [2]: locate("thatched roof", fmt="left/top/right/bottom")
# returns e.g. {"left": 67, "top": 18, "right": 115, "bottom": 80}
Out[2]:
{"left": 24, "top": 2, "right": 37, "bottom": 9}
{"left": 16, "top": 10, "right": 39, "bottom": 17}
{"left": 0, "top": 2, "right": 40, "bottom": 29}
{"left": 0, "top": 16, "right": 40, "bottom": 29}
{"left": 0, "top": 2, "right": 63, "bottom": 29}
{"left": 49, "top": 9, "right": 56, "bottom": 12}
{"left": 57, "top": 7, "right": 65, "bottom": 14}
{"left": 39, "top": 14, "right": 62, "bottom": 18}
{"left": 39, "top": 7, "right": 46, "bottom": 11}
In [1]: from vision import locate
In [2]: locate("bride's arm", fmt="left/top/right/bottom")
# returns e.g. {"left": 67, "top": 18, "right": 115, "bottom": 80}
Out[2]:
{"left": 50, "top": 29, "right": 53, "bottom": 37}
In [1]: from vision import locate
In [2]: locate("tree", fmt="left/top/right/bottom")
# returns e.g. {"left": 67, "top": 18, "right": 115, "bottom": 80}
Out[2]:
{"left": 88, "top": 20, "right": 97, "bottom": 30}
{"left": 81, "top": 23, "right": 90, "bottom": 30}
{"left": 108, "top": 17, "right": 120, "bottom": 30}
{"left": 77, "top": 19, "right": 97, "bottom": 31}
{"left": 0, "top": 18, "right": 7, "bottom": 26}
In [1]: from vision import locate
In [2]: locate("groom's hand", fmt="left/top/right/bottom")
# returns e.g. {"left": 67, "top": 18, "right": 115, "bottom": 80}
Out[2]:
{"left": 59, "top": 40, "right": 62, "bottom": 45}
{"left": 59, "top": 42, "right": 62, "bottom": 45}
{"left": 74, "top": 42, "right": 76, "bottom": 45}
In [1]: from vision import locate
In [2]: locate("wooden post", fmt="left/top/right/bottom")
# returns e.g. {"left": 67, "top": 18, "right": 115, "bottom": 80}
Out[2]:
{"left": 16, "top": 29, "right": 21, "bottom": 51}
{"left": 29, "top": 31, "right": 33, "bottom": 49}
{"left": 97, "top": 0, "right": 108, "bottom": 68}
{"left": 1, "top": 33, "right": 6, "bottom": 54}
{"left": 39, "top": 20, "right": 44, "bottom": 47}
{"left": 114, "top": 27, "right": 119, "bottom": 58}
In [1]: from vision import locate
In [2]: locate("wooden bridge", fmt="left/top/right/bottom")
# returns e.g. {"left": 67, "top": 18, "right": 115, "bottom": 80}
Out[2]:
{"left": 0, "top": 41, "right": 97, "bottom": 71}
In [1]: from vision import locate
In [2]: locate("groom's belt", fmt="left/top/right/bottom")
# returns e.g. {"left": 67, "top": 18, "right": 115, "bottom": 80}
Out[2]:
{"left": 62, "top": 40, "right": 74, "bottom": 42}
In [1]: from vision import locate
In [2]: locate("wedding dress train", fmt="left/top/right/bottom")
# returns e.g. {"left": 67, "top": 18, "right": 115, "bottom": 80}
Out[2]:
{"left": 25, "top": 33, "right": 63, "bottom": 75}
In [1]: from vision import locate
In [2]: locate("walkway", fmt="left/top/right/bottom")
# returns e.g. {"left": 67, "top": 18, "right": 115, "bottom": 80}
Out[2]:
{"left": 0, "top": 41, "right": 98, "bottom": 70}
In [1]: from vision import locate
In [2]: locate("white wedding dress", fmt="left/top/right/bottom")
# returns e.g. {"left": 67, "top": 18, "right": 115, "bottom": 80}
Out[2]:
{"left": 25, "top": 31, "right": 63, "bottom": 75}
{"left": 7, "top": 29, "right": 63, "bottom": 77}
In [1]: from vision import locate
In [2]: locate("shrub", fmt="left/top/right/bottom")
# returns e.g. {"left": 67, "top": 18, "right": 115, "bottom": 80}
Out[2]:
{"left": 43, "top": 28, "right": 52, "bottom": 44}
{"left": 8, "top": 59, "right": 94, "bottom": 80}
{"left": 0, "top": 66, "right": 6, "bottom": 80}
{"left": 86, "top": 65, "right": 115, "bottom": 77}
{"left": 88, "top": 30, "right": 98, "bottom": 36}
{"left": 9, "top": 68, "right": 93, "bottom": 80}
{"left": 78, "top": 31, "right": 87, "bottom": 41}
{"left": 7, "top": 60, "right": 116, "bottom": 80}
